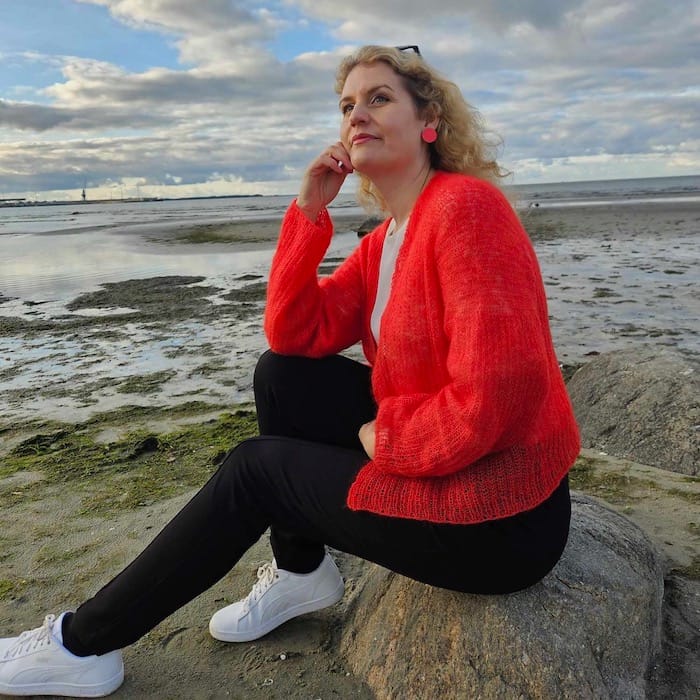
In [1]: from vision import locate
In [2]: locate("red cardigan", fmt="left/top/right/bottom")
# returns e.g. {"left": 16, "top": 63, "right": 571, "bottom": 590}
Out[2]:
{"left": 265, "top": 172, "right": 580, "bottom": 524}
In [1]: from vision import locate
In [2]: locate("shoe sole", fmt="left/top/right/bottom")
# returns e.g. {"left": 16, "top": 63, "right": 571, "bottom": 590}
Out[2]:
{"left": 209, "top": 579, "right": 345, "bottom": 643}
{"left": 0, "top": 666, "right": 124, "bottom": 697}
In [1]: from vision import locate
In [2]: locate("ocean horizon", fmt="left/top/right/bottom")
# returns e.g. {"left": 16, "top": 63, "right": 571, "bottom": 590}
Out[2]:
{"left": 510, "top": 173, "right": 700, "bottom": 205}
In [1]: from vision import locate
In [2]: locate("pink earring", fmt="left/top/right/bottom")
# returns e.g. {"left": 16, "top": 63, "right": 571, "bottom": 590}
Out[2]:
{"left": 421, "top": 127, "right": 438, "bottom": 143}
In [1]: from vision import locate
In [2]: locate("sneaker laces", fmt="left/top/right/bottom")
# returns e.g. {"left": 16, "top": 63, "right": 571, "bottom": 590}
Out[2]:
{"left": 3, "top": 615, "right": 57, "bottom": 660}
{"left": 242, "top": 563, "right": 279, "bottom": 613}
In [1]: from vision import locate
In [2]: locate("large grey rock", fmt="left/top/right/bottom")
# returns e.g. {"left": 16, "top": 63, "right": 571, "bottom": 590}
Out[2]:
{"left": 340, "top": 494, "right": 664, "bottom": 699}
{"left": 356, "top": 216, "right": 384, "bottom": 237}
{"left": 567, "top": 348, "right": 699, "bottom": 475}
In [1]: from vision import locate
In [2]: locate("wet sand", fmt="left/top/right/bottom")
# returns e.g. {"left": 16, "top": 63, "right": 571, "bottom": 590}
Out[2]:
{"left": 525, "top": 200, "right": 699, "bottom": 365}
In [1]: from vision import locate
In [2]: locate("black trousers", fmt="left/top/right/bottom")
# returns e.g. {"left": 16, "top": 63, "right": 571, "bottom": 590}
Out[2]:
{"left": 63, "top": 351, "right": 570, "bottom": 656}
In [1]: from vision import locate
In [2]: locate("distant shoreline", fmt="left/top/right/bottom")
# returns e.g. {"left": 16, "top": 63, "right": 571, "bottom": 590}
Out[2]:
{"left": 0, "top": 193, "right": 267, "bottom": 209}
{"left": 2, "top": 173, "right": 697, "bottom": 209}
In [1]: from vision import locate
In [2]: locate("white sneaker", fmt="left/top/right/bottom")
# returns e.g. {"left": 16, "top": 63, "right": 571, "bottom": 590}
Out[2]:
{"left": 0, "top": 614, "right": 124, "bottom": 697}
{"left": 209, "top": 554, "right": 345, "bottom": 642}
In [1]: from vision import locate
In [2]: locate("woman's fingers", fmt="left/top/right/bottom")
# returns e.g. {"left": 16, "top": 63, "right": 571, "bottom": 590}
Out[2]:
{"left": 297, "top": 143, "right": 353, "bottom": 219}
{"left": 323, "top": 144, "right": 353, "bottom": 173}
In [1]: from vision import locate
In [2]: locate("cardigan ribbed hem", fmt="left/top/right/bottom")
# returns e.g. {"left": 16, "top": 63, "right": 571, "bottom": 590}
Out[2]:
{"left": 347, "top": 431, "right": 580, "bottom": 524}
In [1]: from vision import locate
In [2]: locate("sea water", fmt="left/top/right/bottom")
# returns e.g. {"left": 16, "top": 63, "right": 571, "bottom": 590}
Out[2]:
{"left": 0, "top": 194, "right": 363, "bottom": 301}
{"left": 510, "top": 174, "right": 700, "bottom": 208}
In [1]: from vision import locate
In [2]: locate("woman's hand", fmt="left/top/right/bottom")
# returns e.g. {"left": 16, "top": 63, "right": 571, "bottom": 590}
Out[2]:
{"left": 296, "top": 142, "right": 353, "bottom": 222}
{"left": 358, "top": 419, "right": 376, "bottom": 459}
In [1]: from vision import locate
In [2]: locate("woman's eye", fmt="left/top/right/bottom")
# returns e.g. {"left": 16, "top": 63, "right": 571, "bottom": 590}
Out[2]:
{"left": 341, "top": 94, "right": 388, "bottom": 115}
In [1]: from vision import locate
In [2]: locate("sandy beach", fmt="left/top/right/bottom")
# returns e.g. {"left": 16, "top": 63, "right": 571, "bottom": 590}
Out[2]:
{"left": 0, "top": 200, "right": 698, "bottom": 698}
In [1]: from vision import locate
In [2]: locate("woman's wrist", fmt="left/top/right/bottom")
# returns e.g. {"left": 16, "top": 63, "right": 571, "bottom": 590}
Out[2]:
{"left": 295, "top": 198, "right": 321, "bottom": 223}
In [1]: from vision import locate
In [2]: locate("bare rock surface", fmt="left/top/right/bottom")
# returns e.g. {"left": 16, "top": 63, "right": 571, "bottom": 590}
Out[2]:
{"left": 339, "top": 494, "right": 665, "bottom": 699}
{"left": 567, "top": 347, "right": 699, "bottom": 475}
{"left": 356, "top": 216, "right": 384, "bottom": 236}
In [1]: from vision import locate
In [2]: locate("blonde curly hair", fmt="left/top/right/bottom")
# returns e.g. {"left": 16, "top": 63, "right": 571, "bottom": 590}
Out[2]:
{"left": 335, "top": 45, "right": 508, "bottom": 213}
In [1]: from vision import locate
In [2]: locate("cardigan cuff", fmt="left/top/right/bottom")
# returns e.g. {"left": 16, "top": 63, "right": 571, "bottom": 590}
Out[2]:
{"left": 291, "top": 199, "right": 331, "bottom": 229}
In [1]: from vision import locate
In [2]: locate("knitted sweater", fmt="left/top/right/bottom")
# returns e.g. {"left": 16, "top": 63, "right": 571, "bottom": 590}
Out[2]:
{"left": 265, "top": 171, "right": 580, "bottom": 524}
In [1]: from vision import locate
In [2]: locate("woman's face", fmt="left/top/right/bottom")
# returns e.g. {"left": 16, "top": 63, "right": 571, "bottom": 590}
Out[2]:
{"left": 339, "top": 62, "right": 428, "bottom": 177}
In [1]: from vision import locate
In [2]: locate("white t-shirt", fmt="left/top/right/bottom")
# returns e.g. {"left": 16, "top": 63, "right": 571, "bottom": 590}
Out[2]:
{"left": 370, "top": 218, "right": 408, "bottom": 344}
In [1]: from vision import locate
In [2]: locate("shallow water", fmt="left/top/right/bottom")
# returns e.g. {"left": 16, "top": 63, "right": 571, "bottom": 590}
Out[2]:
{"left": 1, "top": 229, "right": 277, "bottom": 301}
{"left": 0, "top": 229, "right": 360, "bottom": 424}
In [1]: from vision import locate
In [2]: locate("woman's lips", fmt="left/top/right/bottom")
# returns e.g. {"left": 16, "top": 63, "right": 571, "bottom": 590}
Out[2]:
{"left": 352, "top": 134, "right": 376, "bottom": 145}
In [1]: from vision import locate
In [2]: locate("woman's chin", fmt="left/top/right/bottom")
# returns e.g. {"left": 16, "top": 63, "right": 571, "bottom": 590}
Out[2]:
{"left": 348, "top": 158, "right": 380, "bottom": 178}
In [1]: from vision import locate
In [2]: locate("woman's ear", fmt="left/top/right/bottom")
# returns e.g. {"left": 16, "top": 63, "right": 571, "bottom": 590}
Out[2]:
{"left": 423, "top": 103, "right": 440, "bottom": 131}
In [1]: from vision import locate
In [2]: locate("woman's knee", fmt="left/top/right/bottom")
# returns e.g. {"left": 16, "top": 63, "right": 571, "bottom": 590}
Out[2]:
{"left": 254, "top": 349, "right": 294, "bottom": 394}
{"left": 220, "top": 437, "right": 265, "bottom": 476}
{"left": 219, "top": 435, "right": 298, "bottom": 482}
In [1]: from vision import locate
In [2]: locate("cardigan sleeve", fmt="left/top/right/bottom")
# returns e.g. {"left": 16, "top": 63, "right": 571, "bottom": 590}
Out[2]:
{"left": 264, "top": 200, "right": 368, "bottom": 358}
{"left": 372, "top": 182, "right": 554, "bottom": 477}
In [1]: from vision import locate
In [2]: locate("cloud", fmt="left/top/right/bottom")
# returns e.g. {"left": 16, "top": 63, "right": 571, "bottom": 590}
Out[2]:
{"left": 0, "top": 97, "right": 169, "bottom": 131}
{"left": 77, "top": 0, "right": 279, "bottom": 66}
{"left": 0, "top": 0, "right": 698, "bottom": 199}
{"left": 293, "top": 0, "right": 584, "bottom": 29}
{"left": 0, "top": 100, "right": 76, "bottom": 131}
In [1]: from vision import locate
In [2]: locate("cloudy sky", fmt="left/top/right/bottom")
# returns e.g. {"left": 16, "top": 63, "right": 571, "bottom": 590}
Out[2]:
{"left": 0, "top": 0, "right": 698, "bottom": 201}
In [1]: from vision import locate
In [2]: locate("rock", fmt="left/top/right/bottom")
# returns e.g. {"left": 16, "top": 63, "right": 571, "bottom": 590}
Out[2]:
{"left": 340, "top": 494, "right": 664, "bottom": 699}
{"left": 356, "top": 216, "right": 384, "bottom": 237}
{"left": 650, "top": 574, "right": 700, "bottom": 698}
{"left": 567, "top": 347, "right": 699, "bottom": 475}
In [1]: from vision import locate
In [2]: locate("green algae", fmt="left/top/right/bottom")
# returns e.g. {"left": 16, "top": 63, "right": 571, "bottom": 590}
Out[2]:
{"left": 2, "top": 407, "right": 258, "bottom": 515}
{"left": 522, "top": 215, "right": 566, "bottom": 241}
{"left": 221, "top": 281, "right": 268, "bottom": 303}
{"left": 568, "top": 454, "right": 657, "bottom": 504}
{"left": 116, "top": 370, "right": 178, "bottom": 395}
{"left": 561, "top": 363, "right": 583, "bottom": 382}
{"left": 0, "top": 277, "right": 260, "bottom": 342}
{"left": 666, "top": 488, "right": 700, "bottom": 506}
{"left": 174, "top": 228, "right": 269, "bottom": 245}
{"left": 66, "top": 276, "right": 216, "bottom": 313}
{"left": 671, "top": 555, "right": 700, "bottom": 581}
{"left": 187, "top": 360, "right": 228, "bottom": 378}
{"left": 593, "top": 287, "right": 621, "bottom": 298}
{"left": 75, "top": 401, "right": 226, "bottom": 432}
{"left": 36, "top": 541, "right": 102, "bottom": 565}
{"left": 0, "top": 578, "right": 28, "bottom": 602}
{"left": 570, "top": 455, "right": 700, "bottom": 526}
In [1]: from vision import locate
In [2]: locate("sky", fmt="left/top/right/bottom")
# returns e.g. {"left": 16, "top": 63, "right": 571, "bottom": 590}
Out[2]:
{"left": 0, "top": 0, "right": 698, "bottom": 201}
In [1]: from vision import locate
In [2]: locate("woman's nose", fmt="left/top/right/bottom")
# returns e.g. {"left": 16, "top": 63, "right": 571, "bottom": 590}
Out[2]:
{"left": 349, "top": 104, "right": 368, "bottom": 125}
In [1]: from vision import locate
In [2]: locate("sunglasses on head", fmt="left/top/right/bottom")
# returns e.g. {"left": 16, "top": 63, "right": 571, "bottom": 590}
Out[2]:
{"left": 395, "top": 45, "right": 421, "bottom": 56}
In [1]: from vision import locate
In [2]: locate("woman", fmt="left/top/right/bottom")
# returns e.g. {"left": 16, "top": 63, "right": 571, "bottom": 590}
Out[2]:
{"left": 0, "top": 45, "right": 580, "bottom": 697}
